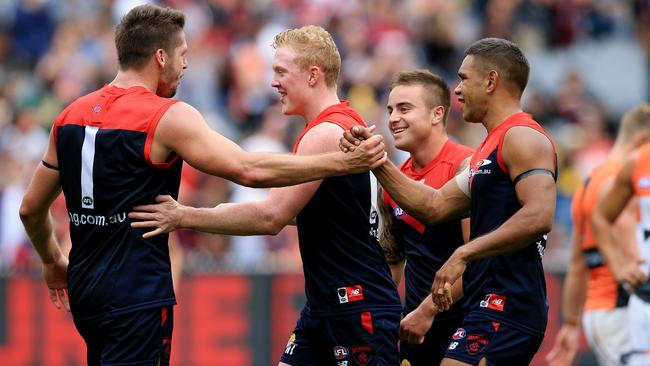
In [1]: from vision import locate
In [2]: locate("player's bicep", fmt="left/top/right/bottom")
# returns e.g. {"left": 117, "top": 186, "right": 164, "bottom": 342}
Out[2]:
{"left": 502, "top": 127, "right": 556, "bottom": 184}
{"left": 257, "top": 123, "right": 340, "bottom": 222}
{"left": 155, "top": 102, "right": 249, "bottom": 181}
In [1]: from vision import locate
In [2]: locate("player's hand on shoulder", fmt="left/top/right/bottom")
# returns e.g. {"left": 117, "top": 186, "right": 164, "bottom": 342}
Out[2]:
{"left": 129, "top": 195, "right": 185, "bottom": 238}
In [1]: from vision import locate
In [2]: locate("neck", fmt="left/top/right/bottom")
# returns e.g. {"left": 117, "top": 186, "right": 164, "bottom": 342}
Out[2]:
{"left": 303, "top": 88, "right": 341, "bottom": 122}
{"left": 110, "top": 69, "right": 158, "bottom": 93}
{"left": 608, "top": 140, "right": 634, "bottom": 162}
{"left": 409, "top": 132, "right": 449, "bottom": 170}
{"left": 482, "top": 96, "right": 522, "bottom": 132}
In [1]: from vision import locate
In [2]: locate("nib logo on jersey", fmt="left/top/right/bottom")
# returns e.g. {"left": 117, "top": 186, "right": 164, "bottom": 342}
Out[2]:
{"left": 337, "top": 285, "right": 364, "bottom": 304}
{"left": 470, "top": 159, "right": 492, "bottom": 177}
{"left": 480, "top": 293, "right": 506, "bottom": 311}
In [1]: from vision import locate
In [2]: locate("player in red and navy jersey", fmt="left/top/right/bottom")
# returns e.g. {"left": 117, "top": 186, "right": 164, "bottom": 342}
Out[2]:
{"left": 342, "top": 38, "right": 557, "bottom": 365}
{"left": 18, "top": 6, "right": 386, "bottom": 365}
{"left": 378, "top": 70, "right": 472, "bottom": 365}
{"left": 129, "top": 25, "right": 402, "bottom": 366}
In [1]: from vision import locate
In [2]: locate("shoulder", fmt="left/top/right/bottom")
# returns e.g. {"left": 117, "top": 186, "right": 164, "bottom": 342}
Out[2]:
{"left": 502, "top": 125, "right": 554, "bottom": 156}
{"left": 296, "top": 121, "right": 345, "bottom": 155}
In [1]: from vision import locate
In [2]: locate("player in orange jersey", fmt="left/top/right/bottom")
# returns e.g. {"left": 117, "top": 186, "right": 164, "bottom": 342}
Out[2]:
{"left": 547, "top": 104, "right": 650, "bottom": 366}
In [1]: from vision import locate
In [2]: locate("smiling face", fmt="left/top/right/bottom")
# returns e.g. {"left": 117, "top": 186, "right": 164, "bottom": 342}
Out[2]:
{"left": 156, "top": 31, "right": 188, "bottom": 98}
{"left": 454, "top": 55, "right": 489, "bottom": 123}
{"left": 387, "top": 84, "right": 438, "bottom": 153}
{"left": 271, "top": 46, "right": 310, "bottom": 116}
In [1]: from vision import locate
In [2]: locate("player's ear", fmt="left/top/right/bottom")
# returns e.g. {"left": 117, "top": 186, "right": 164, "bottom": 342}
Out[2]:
{"left": 486, "top": 70, "right": 498, "bottom": 94}
{"left": 308, "top": 66, "right": 320, "bottom": 86}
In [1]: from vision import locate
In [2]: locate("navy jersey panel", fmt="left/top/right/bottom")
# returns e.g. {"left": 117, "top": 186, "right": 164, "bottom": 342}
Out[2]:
{"left": 464, "top": 113, "right": 554, "bottom": 336}
{"left": 297, "top": 172, "right": 402, "bottom": 316}
{"left": 54, "top": 85, "right": 180, "bottom": 321}
{"left": 385, "top": 140, "right": 472, "bottom": 321}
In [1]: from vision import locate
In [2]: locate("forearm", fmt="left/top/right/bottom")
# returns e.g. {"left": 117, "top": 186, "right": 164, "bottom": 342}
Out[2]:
{"left": 180, "top": 202, "right": 288, "bottom": 236}
{"left": 457, "top": 206, "right": 552, "bottom": 262}
{"left": 373, "top": 162, "right": 441, "bottom": 224}
{"left": 21, "top": 212, "right": 63, "bottom": 264}
{"left": 592, "top": 212, "right": 623, "bottom": 269}
{"left": 242, "top": 151, "right": 346, "bottom": 188}
{"left": 561, "top": 262, "right": 587, "bottom": 325}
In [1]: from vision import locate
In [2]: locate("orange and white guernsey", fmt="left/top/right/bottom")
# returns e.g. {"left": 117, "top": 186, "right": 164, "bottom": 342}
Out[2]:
{"left": 631, "top": 145, "right": 650, "bottom": 302}
{"left": 572, "top": 160, "right": 629, "bottom": 311}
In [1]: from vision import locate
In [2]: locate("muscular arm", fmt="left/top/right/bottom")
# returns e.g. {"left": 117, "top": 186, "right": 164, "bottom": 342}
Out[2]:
{"left": 592, "top": 153, "right": 647, "bottom": 287}
{"left": 456, "top": 127, "right": 556, "bottom": 261}
{"left": 378, "top": 187, "right": 405, "bottom": 285}
{"left": 153, "top": 102, "right": 385, "bottom": 188}
{"left": 131, "top": 123, "right": 347, "bottom": 237}
{"left": 372, "top": 161, "right": 471, "bottom": 225}
{"left": 432, "top": 127, "right": 556, "bottom": 306}
{"left": 19, "top": 129, "right": 69, "bottom": 310}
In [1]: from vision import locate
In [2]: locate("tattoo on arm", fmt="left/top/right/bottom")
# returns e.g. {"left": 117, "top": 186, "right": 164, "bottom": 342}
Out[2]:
{"left": 378, "top": 186, "right": 405, "bottom": 265}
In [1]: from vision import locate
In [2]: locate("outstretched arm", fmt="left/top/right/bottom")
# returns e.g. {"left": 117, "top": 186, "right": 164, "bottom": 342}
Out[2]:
{"left": 341, "top": 126, "right": 471, "bottom": 224}
{"left": 131, "top": 122, "right": 348, "bottom": 237}
{"left": 432, "top": 126, "right": 556, "bottom": 308}
{"left": 154, "top": 103, "right": 386, "bottom": 188}
{"left": 19, "top": 129, "right": 70, "bottom": 311}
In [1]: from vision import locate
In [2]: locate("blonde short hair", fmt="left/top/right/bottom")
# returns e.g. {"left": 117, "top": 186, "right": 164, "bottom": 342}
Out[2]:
{"left": 272, "top": 25, "right": 341, "bottom": 87}
{"left": 619, "top": 103, "right": 650, "bottom": 141}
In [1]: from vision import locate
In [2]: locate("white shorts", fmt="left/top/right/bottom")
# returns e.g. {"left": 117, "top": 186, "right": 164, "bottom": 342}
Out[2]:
{"left": 582, "top": 308, "right": 628, "bottom": 366}
{"left": 623, "top": 295, "right": 650, "bottom": 365}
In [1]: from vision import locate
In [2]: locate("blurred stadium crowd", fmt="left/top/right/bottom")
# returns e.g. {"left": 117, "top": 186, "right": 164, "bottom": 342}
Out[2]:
{"left": 1, "top": 0, "right": 649, "bottom": 275}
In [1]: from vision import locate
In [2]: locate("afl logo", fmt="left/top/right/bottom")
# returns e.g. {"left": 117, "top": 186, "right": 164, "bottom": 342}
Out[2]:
{"left": 92, "top": 104, "right": 102, "bottom": 114}
{"left": 82, "top": 196, "right": 93, "bottom": 206}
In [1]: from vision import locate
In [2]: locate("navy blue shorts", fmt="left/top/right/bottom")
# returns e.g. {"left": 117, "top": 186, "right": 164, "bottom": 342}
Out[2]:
{"left": 400, "top": 313, "right": 464, "bottom": 366}
{"left": 74, "top": 305, "right": 174, "bottom": 366}
{"left": 279, "top": 308, "right": 400, "bottom": 366}
{"left": 443, "top": 312, "right": 543, "bottom": 365}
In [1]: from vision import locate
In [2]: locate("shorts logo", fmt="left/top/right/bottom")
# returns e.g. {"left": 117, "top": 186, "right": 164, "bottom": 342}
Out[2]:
{"left": 393, "top": 206, "right": 405, "bottom": 218}
{"left": 351, "top": 345, "right": 373, "bottom": 366}
{"left": 337, "top": 285, "right": 364, "bottom": 304}
{"left": 452, "top": 328, "right": 466, "bottom": 340}
{"left": 448, "top": 341, "right": 459, "bottom": 350}
{"left": 333, "top": 346, "right": 349, "bottom": 360}
{"left": 284, "top": 333, "right": 297, "bottom": 355}
{"left": 479, "top": 293, "right": 506, "bottom": 311}
{"left": 466, "top": 334, "right": 488, "bottom": 356}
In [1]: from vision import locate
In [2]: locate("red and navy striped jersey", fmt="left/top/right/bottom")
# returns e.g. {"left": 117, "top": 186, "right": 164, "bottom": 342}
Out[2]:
{"left": 54, "top": 85, "right": 181, "bottom": 321}
{"left": 464, "top": 112, "right": 556, "bottom": 336}
{"left": 294, "top": 101, "right": 402, "bottom": 316}
{"left": 383, "top": 139, "right": 472, "bottom": 319}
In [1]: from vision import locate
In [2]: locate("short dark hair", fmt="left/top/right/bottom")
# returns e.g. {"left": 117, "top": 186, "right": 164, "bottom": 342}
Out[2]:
{"left": 115, "top": 5, "right": 185, "bottom": 70}
{"left": 464, "top": 38, "right": 530, "bottom": 95}
{"left": 390, "top": 69, "right": 451, "bottom": 123}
